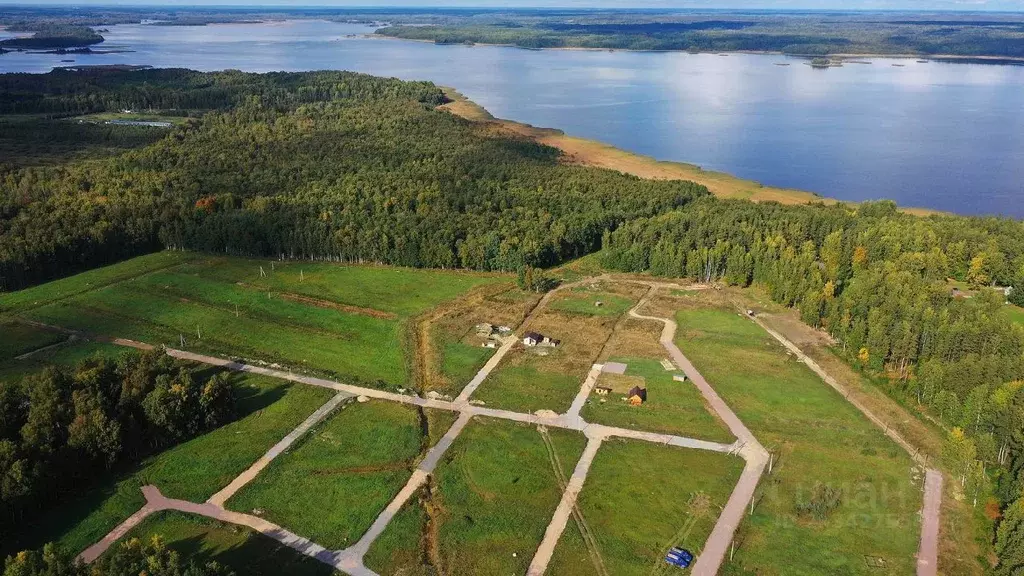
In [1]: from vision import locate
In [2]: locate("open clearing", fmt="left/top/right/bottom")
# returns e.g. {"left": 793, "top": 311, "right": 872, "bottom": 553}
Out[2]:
{"left": 119, "top": 510, "right": 339, "bottom": 575}
{"left": 547, "top": 439, "right": 744, "bottom": 576}
{"left": 581, "top": 357, "right": 734, "bottom": 443}
{"left": 3, "top": 258, "right": 947, "bottom": 576}
{"left": 671, "top": 304, "right": 921, "bottom": 575}
{"left": 417, "top": 284, "right": 539, "bottom": 398}
{"left": 365, "top": 417, "right": 586, "bottom": 575}
{"left": 226, "top": 400, "right": 456, "bottom": 550}
{"left": 471, "top": 282, "right": 645, "bottom": 414}
{"left": 10, "top": 372, "right": 334, "bottom": 557}
{"left": 0, "top": 253, "right": 501, "bottom": 388}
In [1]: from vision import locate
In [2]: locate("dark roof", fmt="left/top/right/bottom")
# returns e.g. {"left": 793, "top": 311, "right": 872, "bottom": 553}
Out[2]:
{"left": 628, "top": 386, "right": 647, "bottom": 401}
{"left": 523, "top": 331, "right": 543, "bottom": 341}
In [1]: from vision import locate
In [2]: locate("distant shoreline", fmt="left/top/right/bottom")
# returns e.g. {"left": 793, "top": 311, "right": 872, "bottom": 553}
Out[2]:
{"left": 369, "top": 31, "right": 1024, "bottom": 65}
{"left": 437, "top": 87, "right": 941, "bottom": 216}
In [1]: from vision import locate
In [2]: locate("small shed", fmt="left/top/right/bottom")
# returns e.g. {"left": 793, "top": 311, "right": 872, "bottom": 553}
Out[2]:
{"left": 626, "top": 383, "right": 643, "bottom": 401}
{"left": 523, "top": 331, "right": 543, "bottom": 347}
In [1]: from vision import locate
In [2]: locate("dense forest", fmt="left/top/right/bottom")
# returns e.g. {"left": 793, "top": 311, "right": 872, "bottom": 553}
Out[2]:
{"left": 0, "top": 350, "right": 235, "bottom": 552}
{"left": 3, "top": 66, "right": 1024, "bottom": 571}
{"left": 0, "top": 68, "right": 704, "bottom": 291}
{"left": 602, "top": 198, "right": 1024, "bottom": 573}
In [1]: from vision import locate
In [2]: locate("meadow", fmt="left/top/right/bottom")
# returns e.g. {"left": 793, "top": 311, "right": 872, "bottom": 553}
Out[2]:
{"left": 119, "top": 511, "right": 339, "bottom": 576}
{"left": 548, "top": 439, "right": 744, "bottom": 576}
{"left": 0, "top": 338, "right": 124, "bottom": 383}
{"left": 581, "top": 357, "right": 734, "bottom": 443}
{"left": 673, "top": 306, "right": 921, "bottom": 575}
{"left": 11, "top": 372, "right": 334, "bottom": 557}
{"left": 471, "top": 283, "right": 646, "bottom": 413}
{"left": 365, "top": 417, "right": 586, "bottom": 575}
{"left": 226, "top": 400, "right": 457, "bottom": 550}
{"left": 1, "top": 252, "right": 501, "bottom": 388}
{"left": 0, "top": 320, "right": 65, "bottom": 360}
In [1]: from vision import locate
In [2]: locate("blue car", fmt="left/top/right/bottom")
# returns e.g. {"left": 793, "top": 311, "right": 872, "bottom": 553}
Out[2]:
{"left": 665, "top": 547, "right": 694, "bottom": 569}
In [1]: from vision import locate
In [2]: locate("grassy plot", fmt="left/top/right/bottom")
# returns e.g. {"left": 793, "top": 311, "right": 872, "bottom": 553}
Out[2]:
{"left": 441, "top": 342, "right": 495, "bottom": 390}
{"left": 0, "top": 320, "right": 65, "bottom": 360}
{"left": 472, "top": 284, "right": 644, "bottom": 413}
{"left": 0, "top": 339, "right": 126, "bottom": 384}
{"left": 172, "top": 257, "right": 500, "bottom": 318}
{"left": 365, "top": 417, "right": 586, "bottom": 575}
{"left": 5, "top": 255, "right": 503, "bottom": 388}
{"left": 226, "top": 400, "right": 456, "bottom": 550}
{"left": 548, "top": 439, "right": 744, "bottom": 576}
{"left": 549, "top": 289, "right": 634, "bottom": 317}
{"left": 674, "top": 307, "right": 920, "bottom": 576}
{"left": 581, "top": 358, "right": 734, "bottom": 443}
{"left": 0, "top": 251, "right": 196, "bottom": 315}
{"left": 418, "top": 283, "right": 537, "bottom": 397}
{"left": 13, "top": 374, "right": 334, "bottom": 557}
{"left": 118, "top": 511, "right": 338, "bottom": 576}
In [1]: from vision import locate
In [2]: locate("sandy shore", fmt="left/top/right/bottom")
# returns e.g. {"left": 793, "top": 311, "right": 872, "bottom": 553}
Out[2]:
{"left": 438, "top": 87, "right": 939, "bottom": 215}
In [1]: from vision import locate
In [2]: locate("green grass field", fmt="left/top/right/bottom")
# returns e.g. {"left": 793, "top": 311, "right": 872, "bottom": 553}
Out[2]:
{"left": 581, "top": 357, "right": 734, "bottom": 443}
{"left": 365, "top": 417, "right": 586, "bottom": 575}
{"left": 0, "top": 339, "right": 127, "bottom": 384}
{"left": 675, "top": 308, "right": 920, "bottom": 575}
{"left": 471, "top": 364, "right": 581, "bottom": 414}
{"left": 2, "top": 253, "right": 501, "bottom": 387}
{"left": 118, "top": 511, "right": 338, "bottom": 575}
{"left": 0, "top": 251, "right": 197, "bottom": 315}
{"left": 549, "top": 290, "right": 634, "bottom": 317}
{"left": 226, "top": 400, "right": 455, "bottom": 550}
{"left": 548, "top": 439, "right": 744, "bottom": 575}
{"left": 11, "top": 373, "right": 334, "bottom": 557}
{"left": 441, "top": 341, "right": 495, "bottom": 393}
{"left": 0, "top": 321, "right": 65, "bottom": 360}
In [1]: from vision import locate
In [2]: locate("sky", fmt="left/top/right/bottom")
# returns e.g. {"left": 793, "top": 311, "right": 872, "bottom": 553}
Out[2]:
{"left": 2, "top": 0, "right": 1023, "bottom": 10}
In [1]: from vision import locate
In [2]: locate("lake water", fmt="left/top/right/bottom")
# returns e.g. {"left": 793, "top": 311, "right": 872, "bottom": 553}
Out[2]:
{"left": 2, "top": 19, "right": 1023, "bottom": 217}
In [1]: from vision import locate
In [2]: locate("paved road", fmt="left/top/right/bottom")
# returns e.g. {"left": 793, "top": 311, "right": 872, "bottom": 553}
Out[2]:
{"left": 208, "top": 391, "right": 350, "bottom": 507}
{"left": 917, "top": 469, "right": 943, "bottom": 576}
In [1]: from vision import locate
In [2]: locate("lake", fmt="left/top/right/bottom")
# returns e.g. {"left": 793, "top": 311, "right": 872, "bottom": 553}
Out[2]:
{"left": 2, "top": 19, "right": 1023, "bottom": 217}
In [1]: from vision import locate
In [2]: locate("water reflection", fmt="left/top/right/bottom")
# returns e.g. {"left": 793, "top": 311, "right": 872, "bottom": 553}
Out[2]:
{"left": 1, "top": 20, "right": 1022, "bottom": 216}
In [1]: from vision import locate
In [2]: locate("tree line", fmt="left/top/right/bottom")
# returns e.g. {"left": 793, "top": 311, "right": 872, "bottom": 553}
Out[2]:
{"left": 0, "top": 350, "right": 235, "bottom": 554}
{"left": 4, "top": 539, "right": 231, "bottom": 576}
{"left": 0, "top": 68, "right": 705, "bottom": 291}
{"left": 601, "top": 197, "right": 1024, "bottom": 572}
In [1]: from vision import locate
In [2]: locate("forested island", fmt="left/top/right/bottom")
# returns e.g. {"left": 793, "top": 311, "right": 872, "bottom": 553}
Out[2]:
{"left": 1, "top": 67, "right": 1024, "bottom": 573}
{"left": 0, "top": 24, "right": 104, "bottom": 50}
{"left": 376, "top": 12, "right": 1024, "bottom": 58}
